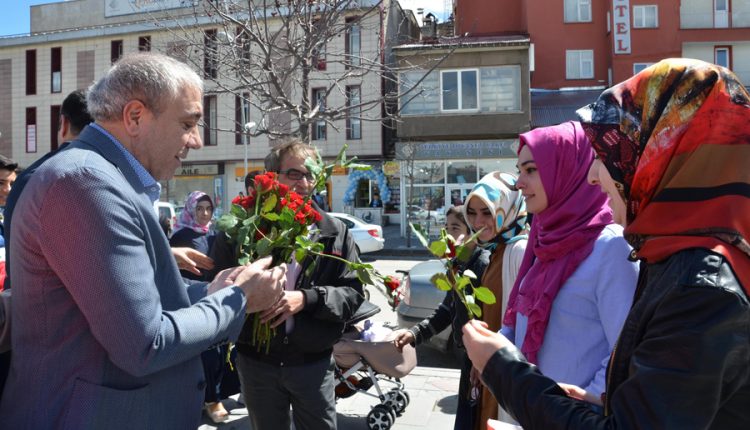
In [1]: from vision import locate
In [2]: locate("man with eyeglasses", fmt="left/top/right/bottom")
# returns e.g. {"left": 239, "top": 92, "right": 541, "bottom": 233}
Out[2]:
{"left": 235, "top": 139, "right": 364, "bottom": 430}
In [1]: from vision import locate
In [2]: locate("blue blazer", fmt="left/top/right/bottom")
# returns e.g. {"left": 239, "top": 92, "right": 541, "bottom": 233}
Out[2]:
{"left": 0, "top": 126, "right": 247, "bottom": 429}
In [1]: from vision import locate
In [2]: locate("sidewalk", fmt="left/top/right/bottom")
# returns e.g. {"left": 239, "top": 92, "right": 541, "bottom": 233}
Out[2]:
{"left": 198, "top": 365, "right": 461, "bottom": 429}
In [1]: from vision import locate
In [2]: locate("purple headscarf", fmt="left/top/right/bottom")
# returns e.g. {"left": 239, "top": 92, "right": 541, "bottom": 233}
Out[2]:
{"left": 503, "top": 121, "right": 613, "bottom": 364}
{"left": 173, "top": 191, "right": 213, "bottom": 235}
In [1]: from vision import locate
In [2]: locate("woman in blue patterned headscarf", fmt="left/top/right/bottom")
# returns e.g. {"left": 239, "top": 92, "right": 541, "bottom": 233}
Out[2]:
{"left": 461, "top": 171, "right": 528, "bottom": 429}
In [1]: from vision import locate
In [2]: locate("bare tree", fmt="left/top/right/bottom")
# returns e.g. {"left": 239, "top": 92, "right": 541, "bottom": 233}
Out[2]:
{"left": 154, "top": 0, "right": 426, "bottom": 144}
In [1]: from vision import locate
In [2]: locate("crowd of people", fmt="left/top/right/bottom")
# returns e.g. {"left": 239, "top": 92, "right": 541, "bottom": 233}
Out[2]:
{"left": 0, "top": 52, "right": 747, "bottom": 430}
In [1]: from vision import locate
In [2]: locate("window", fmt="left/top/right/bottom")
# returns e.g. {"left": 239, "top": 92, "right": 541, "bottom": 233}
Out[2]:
{"left": 235, "top": 27, "right": 251, "bottom": 73}
{"left": 566, "top": 50, "right": 594, "bottom": 79}
{"left": 235, "top": 92, "right": 250, "bottom": 145}
{"left": 715, "top": 46, "right": 731, "bottom": 69}
{"left": 346, "top": 85, "right": 361, "bottom": 140}
{"left": 111, "top": 40, "right": 123, "bottom": 64}
{"left": 311, "top": 88, "right": 326, "bottom": 141}
{"left": 26, "top": 49, "right": 36, "bottom": 95}
{"left": 633, "top": 62, "right": 655, "bottom": 75}
{"left": 345, "top": 17, "right": 361, "bottom": 68}
{"left": 440, "top": 69, "right": 478, "bottom": 111}
{"left": 50, "top": 105, "right": 61, "bottom": 151}
{"left": 714, "top": 0, "right": 729, "bottom": 28}
{"left": 51, "top": 47, "right": 62, "bottom": 93}
{"left": 312, "top": 19, "right": 327, "bottom": 71}
{"left": 138, "top": 36, "right": 151, "bottom": 52}
{"left": 203, "top": 95, "right": 217, "bottom": 146}
{"left": 26, "top": 107, "right": 37, "bottom": 153}
{"left": 633, "top": 5, "right": 658, "bottom": 28}
{"left": 204, "top": 29, "right": 218, "bottom": 79}
{"left": 564, "top": 0, "right": 591, "bottom": 23}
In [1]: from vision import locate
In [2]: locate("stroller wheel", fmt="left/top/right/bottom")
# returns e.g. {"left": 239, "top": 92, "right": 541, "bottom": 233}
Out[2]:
{"left": 367, "top": 404, "right": 394, "bottom": 430}
{"left": 384, "top": 389, "right": 409, "bottom": 414}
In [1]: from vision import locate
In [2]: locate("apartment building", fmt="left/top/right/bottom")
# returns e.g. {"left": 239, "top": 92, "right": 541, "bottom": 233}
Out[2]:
{"left": 0, "top": 0, "right": 417, "bottom": 214}
{"left": 393, "top": 34, "right": 531, "bottom": 236}
{"left": 455, "top": 0, "right": 750, "bottom": 89}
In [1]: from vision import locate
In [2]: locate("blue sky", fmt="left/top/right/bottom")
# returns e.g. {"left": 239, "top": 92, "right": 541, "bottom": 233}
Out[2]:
{"left": 0, "top": 1, "right": 446, "bottom": 37}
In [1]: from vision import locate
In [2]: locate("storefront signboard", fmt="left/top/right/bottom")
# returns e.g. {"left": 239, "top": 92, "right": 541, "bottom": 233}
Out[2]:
{"left": 395, "top": 139, "right": 518, "bottom": 160}
{"left": 177, "top": 164, "right": 219, "bottom": 176}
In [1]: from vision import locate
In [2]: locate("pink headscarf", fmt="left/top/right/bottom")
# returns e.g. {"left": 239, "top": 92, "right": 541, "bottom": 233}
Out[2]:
{"left": 503, "top": 121, "right": 613, "bottom": 364}
{"left": 173, "top": 191, "right": 213, "bottom": 235}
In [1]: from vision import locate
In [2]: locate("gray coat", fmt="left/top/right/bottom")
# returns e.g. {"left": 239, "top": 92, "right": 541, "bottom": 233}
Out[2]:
{"left": 0, "top": 126, "right": 247, "bottom": 429}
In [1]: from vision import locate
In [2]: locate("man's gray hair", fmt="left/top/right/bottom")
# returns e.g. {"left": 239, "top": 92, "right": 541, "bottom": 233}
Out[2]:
{"left": 87, "top": 52, "right": 203, "bottom": 121}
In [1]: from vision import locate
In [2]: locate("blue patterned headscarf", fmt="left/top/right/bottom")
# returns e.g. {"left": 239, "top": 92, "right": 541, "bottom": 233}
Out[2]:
{"left": 463, "top": 171, "right": 528, "bottom": 246}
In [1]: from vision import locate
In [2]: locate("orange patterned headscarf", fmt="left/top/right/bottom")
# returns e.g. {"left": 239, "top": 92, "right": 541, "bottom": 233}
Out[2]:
{"left": 577, "top": 58, "right": 750, "bottom": 292}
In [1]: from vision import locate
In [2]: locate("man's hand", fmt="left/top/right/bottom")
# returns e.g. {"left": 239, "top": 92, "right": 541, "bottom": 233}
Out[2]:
{"left": 234, "top": 257, "right": 286, "bottom": 314}
{"left": 207, "top": 266, "right": 245, "bottom": 295}
{"left": 462, "top": 320, "right": 513, "bottom": 374}
{"left": 172, "top": 247, "right": 215, "bottom": 276}
{"left": 392, "top": 329, "right": 415, "bottom": 352}
{"left": 259, "top": 290, "right": 305, "bottom": 328}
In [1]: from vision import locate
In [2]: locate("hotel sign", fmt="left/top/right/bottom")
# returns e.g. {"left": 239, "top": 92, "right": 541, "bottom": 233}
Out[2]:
{"left": 612, "top": 0, "right": 631, "bottom": 54}
{"left": 105, "top": 0, "right": 197, "bottom": 17}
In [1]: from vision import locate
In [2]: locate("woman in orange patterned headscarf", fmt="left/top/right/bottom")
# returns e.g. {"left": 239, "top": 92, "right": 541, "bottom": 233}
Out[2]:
{"left": 461, "top": 59, "right": 750, "bottom": 429}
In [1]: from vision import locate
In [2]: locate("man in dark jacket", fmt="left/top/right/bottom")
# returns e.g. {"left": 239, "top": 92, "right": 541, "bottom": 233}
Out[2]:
{"left": 234, "top": 140, "right": 364, "bottom": 430}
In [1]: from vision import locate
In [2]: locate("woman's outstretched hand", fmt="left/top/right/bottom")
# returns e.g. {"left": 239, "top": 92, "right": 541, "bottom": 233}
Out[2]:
{"left": 462, "top": 320, "right": 513, "bottom": 374}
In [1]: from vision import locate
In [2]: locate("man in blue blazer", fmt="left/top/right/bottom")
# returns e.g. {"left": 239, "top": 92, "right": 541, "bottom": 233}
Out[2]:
{"left": 0, "top": 53, "right": 285, "bottom": 429}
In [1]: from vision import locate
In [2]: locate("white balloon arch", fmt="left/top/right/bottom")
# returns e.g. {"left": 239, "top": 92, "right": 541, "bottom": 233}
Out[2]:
{"left": 342, "top": 168, "right": 391, "bottom": 206}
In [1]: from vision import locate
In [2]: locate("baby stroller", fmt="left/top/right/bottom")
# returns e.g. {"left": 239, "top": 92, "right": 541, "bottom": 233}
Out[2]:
{"left": 333, "top": 319, "right": 417, "bottom": 430}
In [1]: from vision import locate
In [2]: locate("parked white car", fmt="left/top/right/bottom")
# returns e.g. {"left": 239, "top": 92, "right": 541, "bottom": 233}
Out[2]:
{"left": 396, "top": 259, "right": 453, "bottom": 351}
{"left": 328, "top": 212, "right": 385, "bottom": 254}
{"left": 154, "top": 201, "right": 177, "bottom": 233}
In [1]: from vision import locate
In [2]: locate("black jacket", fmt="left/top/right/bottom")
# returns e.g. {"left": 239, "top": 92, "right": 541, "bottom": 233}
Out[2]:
{"left": 408, "top": 247, "right": 490, "bottom": 349}
{"left": 481, "top": 248, "right": 750, "bottom": 429}
{"left": 235, "top": 207, "right": 365, "bottom": 365}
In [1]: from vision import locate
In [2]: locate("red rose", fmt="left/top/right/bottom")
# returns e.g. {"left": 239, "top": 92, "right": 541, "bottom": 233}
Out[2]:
{"left": 294, "top": 212, "right": 306, "bottom": 223}
{"left": 277, "top": 183, "right": 289, "bottom": 196}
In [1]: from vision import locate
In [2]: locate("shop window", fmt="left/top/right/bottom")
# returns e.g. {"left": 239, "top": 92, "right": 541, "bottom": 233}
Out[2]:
{"left": 26, "top": 107, "right": 37, "bottom": 153}
{"left": 447, "top": 161, "right": 477, "bottom": 184}
{"left": 204, "top": 29, "right": 218, "bottom": 79}
{"left": 138, "top": 36, "right": 151, "bottom": 52}
{"left": 566, "top": 50, "right": 594, "bottom": 79}
{"left": 564, "top": 0, "right": 591, "bottom": 23}
{"left": 111, "top": 40, "right": 123, "bottom": 64}
{"left": 26, "top": 49, "right": 36, "bottom": 95}
{"left": 633, "top": 5, "right": 658, "bottom": 28}
{"left": 346, "top": 85, "right": 361, "bottom": 140}
{"left": 441, "top": 69, "right": 478, "bottom": 111}
{"left": 51, "top": 47, "right": 62, "bottom": 93}
{"left": 345, "top": 16, "right": 361, "bottom": 68}
{"left": 50, "top": 105, "right": 61, "bottom": 151}
{"left": 312, "top": 87, "right": 326, "bottom": 141}
{"left": 203, "top": 95, "right": 218, "bottom": 146}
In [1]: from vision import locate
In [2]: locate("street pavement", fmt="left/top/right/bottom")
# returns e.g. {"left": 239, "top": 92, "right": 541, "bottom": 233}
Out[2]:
{"left": 198, "top": 257, "right": 463, "bottom": 430}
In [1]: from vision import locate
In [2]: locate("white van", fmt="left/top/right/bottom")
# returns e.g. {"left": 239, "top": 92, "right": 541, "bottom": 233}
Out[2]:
{"left": 154, "top": 201, "right": 177, "bottom": 234}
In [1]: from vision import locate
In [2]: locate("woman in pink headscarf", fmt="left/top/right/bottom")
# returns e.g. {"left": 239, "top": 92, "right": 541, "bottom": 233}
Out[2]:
{"left": 500, "top": 121, "right": 638, "bottom": 408}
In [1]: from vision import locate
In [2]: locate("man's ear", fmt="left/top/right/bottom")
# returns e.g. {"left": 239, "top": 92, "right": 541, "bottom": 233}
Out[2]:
{"left": 122, "top": 99, "right": 148, "bottom": 136}
{"left": 58, "top": 116, "right": 70, "bottom": 141}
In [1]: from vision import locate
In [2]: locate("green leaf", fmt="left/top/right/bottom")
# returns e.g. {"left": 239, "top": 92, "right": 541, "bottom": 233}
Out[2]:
{"left": 410, "top": 222, "right": 429, "bottom": 248}
{"left": 473, "top": 286, "right": 496, "bottom": 305}
{"left": 356, "top": 267, "right": 375, "bottom": 286}
{"left": 216, "top": 214, "right": 238, "bottom": 232}
{"left": 263, "top": 213, "right": 279, "bottom": 221}
{"left": 256, "top": 237, "right": 272, "bottom": 257}
{"left": 429, "top": 240, "right": 447, "bottom": 258}
{"left": 230, "top": 204, "right": 248, "bottom": 218}
{"left": 456, "top": 244, "right": 472, "bottom": 263}
{"left": 467, "top": 302, "right": 482, "bottom": 318}
{"left": 430, "top": 273, "right": 451, "bottom": 291}
{"left": 261, "top": 194, "right": 278, "bottom": 214}
{"left": 238, "top": 255, "right": 250, "bottom": 265}
{"left": 237, "top": 226, "right": 250, "bottom": 250}
{"left": 295, "top": 248, "right": 306, "bottom": 263}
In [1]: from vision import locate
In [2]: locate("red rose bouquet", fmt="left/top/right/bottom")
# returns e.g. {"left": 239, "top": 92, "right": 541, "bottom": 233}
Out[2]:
{"left": 219, "top": 172, "right": 322, "bottom": 352}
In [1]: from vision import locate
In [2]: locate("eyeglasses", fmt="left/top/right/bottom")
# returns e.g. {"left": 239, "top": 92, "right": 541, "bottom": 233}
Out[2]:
{"left": 278, "top": 168, "right": 314, "bottom": 181}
